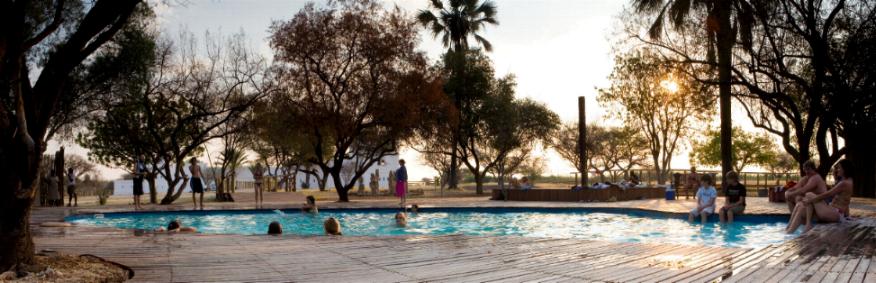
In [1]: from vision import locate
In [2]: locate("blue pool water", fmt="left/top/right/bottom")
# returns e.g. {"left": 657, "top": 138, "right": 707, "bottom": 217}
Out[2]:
{"left": 66, "top": 208, "right": 797, "bottom": 248}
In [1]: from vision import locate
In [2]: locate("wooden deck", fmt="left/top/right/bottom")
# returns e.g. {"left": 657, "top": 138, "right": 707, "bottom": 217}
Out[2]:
{"left": 28, "top": 198, "right": 876, "bottom": 282}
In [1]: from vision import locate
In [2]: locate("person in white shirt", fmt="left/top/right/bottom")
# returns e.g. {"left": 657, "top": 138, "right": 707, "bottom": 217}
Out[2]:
{"left": 689, "top": 174, "right": 717, "bottom": 224}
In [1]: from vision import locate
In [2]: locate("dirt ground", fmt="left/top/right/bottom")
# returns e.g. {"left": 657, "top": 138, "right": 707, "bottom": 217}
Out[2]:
{"left": 1, "top": 253, "right": 129, "bottom": 283}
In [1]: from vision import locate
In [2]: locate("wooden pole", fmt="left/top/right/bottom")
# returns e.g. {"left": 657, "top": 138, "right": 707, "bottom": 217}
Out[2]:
{"left": 578, "top": 96, "right": 587, "bottom": 187}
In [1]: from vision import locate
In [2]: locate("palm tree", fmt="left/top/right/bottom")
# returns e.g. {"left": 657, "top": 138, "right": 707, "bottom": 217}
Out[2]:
{"left": 631, "top": 0, "right": 757, "bottom": 183}
{"left": 416, "top": 0, "right": 498, "bottom": 53}
{"left": 416, "top": 0, "right": 498, "bottom": 191}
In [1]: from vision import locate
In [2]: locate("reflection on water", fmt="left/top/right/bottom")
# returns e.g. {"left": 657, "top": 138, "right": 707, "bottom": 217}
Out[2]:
{"left": 67, "top": 210, "right": 798, "bottom": 248}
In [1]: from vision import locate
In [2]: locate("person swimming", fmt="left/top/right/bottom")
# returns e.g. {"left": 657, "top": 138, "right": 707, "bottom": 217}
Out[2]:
{"left": 302, "top": 195, "right": 318, "bottom": 213}
{"left": 268, "top": 221, "right": 283, "bottom": 235}
{"left": 409, "top": 204, "right": 419, "bottom": 213}
{"left": 156, "top": 219, "right": 197, "bottom": 233}
{"left": 395, "top": 212, "right": 407, "bottom": 227}
{"left": 324, "top": 217, "right": 342, "bottom": 235}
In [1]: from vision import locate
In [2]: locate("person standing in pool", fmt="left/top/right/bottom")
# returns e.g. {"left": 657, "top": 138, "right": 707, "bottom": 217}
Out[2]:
{"left": 395, "top": 159, "right": 408, "bottom": 207}
{"left": 719, "top": 171, "right": 746, "bottom": 224}
{"left": 189, "top": 157, "right": 205, "bottom": 210}
{"left": 689, "top": 174, "right": 717, "bottom": 224}
{"left": 132, "top": 155, "right": 147, "bottom": 210}
{"left": 251, "top": 162, "right": 265, "bottom": 208}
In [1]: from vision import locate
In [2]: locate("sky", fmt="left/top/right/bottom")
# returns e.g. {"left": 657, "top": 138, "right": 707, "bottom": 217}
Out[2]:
{"left": 50, "top": 0, "right": 762, "bottom": 181}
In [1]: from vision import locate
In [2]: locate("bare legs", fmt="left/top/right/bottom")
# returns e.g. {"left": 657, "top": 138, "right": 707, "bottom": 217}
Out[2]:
{"left": 192, "top": 192, "right": 204, "bottom": 210}
{"left": 254, "top": 184, "right": 263, "bottom": 208}
{"left": 786, "top": 192, "right": 841, "bottom": 233}
{"left": 134, "top": 195, "right": 142, "bottom": 210}
{"left": 719, "top": 207, "right": 735, "bottom": 224}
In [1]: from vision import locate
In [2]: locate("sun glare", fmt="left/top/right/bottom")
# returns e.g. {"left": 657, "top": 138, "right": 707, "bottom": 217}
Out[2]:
{"left": 661, "top": 79, "right": 679, "bottom": 94}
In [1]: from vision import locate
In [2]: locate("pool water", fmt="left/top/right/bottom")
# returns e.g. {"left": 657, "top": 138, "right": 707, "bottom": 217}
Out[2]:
{"left": 66, "top": 208, "right": 797, "bottom": 248}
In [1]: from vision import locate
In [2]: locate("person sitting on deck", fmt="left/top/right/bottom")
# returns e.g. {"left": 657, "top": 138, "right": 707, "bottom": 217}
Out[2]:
{"left": 302, "top": 195, "right": 318, "bottom": 213}
{"left": 156, "top": 219, "right": 197, "bottom": 233}
{"left": 268, "top": 221, "right": 283, "bottom": 235}
{"left": 784, "top": 166, "right": 812, "bottom": 214}
{"left": 520, "top": 177, "right": 533, "bottom": 190}
{"left": 629, "top": 172, "right": 641, "bottom": 186}
{"left": 324, "top": 217, "right": 342, "bottom": 235}
{"left": 685, "top": 167, "right": 700, "bottom": 199}
{"left": 787, "top": 159, "right": 854, "bottom": 234}
{"left": 689, "top": 174, "right": 717, "bottom": 224}
{"left": 719, "top": 171, "right": 746, "bottom": 224}
{"left": 785, "top": 161, "right": 829, "bottom": 214}
{"left": 395, "top": 212, "right": 407, "bottom": 227}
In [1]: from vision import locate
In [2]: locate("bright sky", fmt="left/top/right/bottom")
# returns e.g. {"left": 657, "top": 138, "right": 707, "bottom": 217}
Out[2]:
{"left": 51, "top": 0, "right": 762, "bottom": 181}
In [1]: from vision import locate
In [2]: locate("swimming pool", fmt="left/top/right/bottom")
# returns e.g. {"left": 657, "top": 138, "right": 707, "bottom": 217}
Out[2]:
{"left": 66, "top": 207, "right": 797, "bottom": 248}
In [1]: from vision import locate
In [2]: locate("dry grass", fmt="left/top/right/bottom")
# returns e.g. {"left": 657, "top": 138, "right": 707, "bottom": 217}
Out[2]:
{"left": 2, "top": 253, "right": 129, "bottom": 283}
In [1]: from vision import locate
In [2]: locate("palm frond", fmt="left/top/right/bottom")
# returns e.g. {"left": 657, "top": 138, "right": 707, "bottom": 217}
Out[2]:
{"left": 633, "top": 0, "right": 666, "bottom": 13}
{"left": 475, "top": 0, "right": 498, "bottom": 20}
{"left": 449, "top": 0, "right": 463, "bottom": 9}
{"left": 648, "top": 2, "right": 670, "bottom": 39}
{"left": 429, "top": 0, "right": 444, "bottom": 10}
{"left": 416, "top": 10, "right": 438, "bottom": 26}
{"left": 736, "top": 0, "right": 755, "bottom": 51}
{"left": 668, "top": 0, "right": 691, "bottom": 29}
{"left": 474, "top": 34, "right": 492, "bottom": 52}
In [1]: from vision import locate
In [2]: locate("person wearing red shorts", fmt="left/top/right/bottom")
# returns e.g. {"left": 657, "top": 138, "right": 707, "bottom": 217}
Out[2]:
{"left": 395, "top": 159, "right": 408, "bottom": 207}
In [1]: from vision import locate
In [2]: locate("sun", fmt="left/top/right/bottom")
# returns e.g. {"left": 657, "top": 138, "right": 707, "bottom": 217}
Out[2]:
{"left": 660, "top": 79, "right": 679, "bottom": 94}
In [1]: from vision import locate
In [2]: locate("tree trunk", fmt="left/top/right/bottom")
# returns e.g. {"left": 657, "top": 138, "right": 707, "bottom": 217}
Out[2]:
{"left": 0, "top": 139, "right": 41, "bottom": 271}
{"left": 331, "top": 170, "right": 351, "bottom": 202}
{"left": 716, "top": 0, "right": 735, "bottom": 183}
{"left": 147, "top": 174, "right": 157, "bottom": 204}
{"left": 846, "top": 129, "right": 876, "bottom": 197}
{"left": 318, "top": 171, "right": 329, "bottom": 191}
{"left": 475, "top": 173, "right": 485, "bottom": 195}
{"left": 0, "top": 170, "right": 38, "bottom": 271}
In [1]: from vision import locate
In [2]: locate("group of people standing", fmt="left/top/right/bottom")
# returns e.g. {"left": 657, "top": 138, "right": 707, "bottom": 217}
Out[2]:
{"left": 687, "top": 159, "right": 855, "bottom": 234}
{"left": 41, "top": 167, "right": 78, "bottom": 207}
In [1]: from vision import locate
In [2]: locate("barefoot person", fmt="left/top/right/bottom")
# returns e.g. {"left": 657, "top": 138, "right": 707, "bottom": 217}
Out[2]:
{"left": 132, "top": 155, "right": 147, "bottom": 210}
{"left": 784, "top": 166, "right": 812, "bottom": 213}
{"left": 189, "top": 157, "right": 205, "bottom": 210}
{"left": 251, "top": 162, "right": 266, "bottom": 208}
{"left": 719, "top": 171, "right": 746, "bottom": 223}
{"left": 395, "top": 159, "right": 408, "bottom": 207}
{"left": 66, "top": 167, "right": 78, "bottom": 207}
{"left": 689, "top": 174, "right": 716, "bottom": 224}
{"left": 785, "top": 161, "right": 827, "bottom": 212}
{"left": 787, "top": 159, "right": 854, "bottom": 233}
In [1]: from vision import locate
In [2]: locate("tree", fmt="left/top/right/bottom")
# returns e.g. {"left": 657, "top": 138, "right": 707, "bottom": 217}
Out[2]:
{"left": 79, "top": 31, "right": 271, "bottom": 204}
{"left": 598, "top": 50, "right": 712, "bottom": 184}
{"left": 416, "top": 0, "right": 498, "bottom": 190}
{"left": 64, "top": 154, "right": 98, "bottom": 180}
{"left": 550, "top": 123, "right": 650, "bottom": 182}
{"left": 269, "top": 0, "right": 440, "bottom": 201}
{"left": 631, "top": 0, "right": 761, "bottom": 182}
{"left": 627, "top": 0, "right": 876, "bottom": 195}
{"left": 457, "top": 73, "right": 560, "bottom": 194}
{"left": 0, "top": 0, "right": 143, "bottom": 271}
{"left": 690, "top": 127, "right": 779, "bottom": 173}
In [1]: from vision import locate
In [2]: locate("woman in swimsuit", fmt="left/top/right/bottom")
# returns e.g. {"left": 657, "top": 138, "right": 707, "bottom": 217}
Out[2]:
{"left": 786, "top": 159, "right": 854, "bottom": 233}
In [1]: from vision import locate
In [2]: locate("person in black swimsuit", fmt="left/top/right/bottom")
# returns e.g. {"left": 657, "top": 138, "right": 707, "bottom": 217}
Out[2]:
{"left": 133, "top": 155, "right": 147, "bottom": 210}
